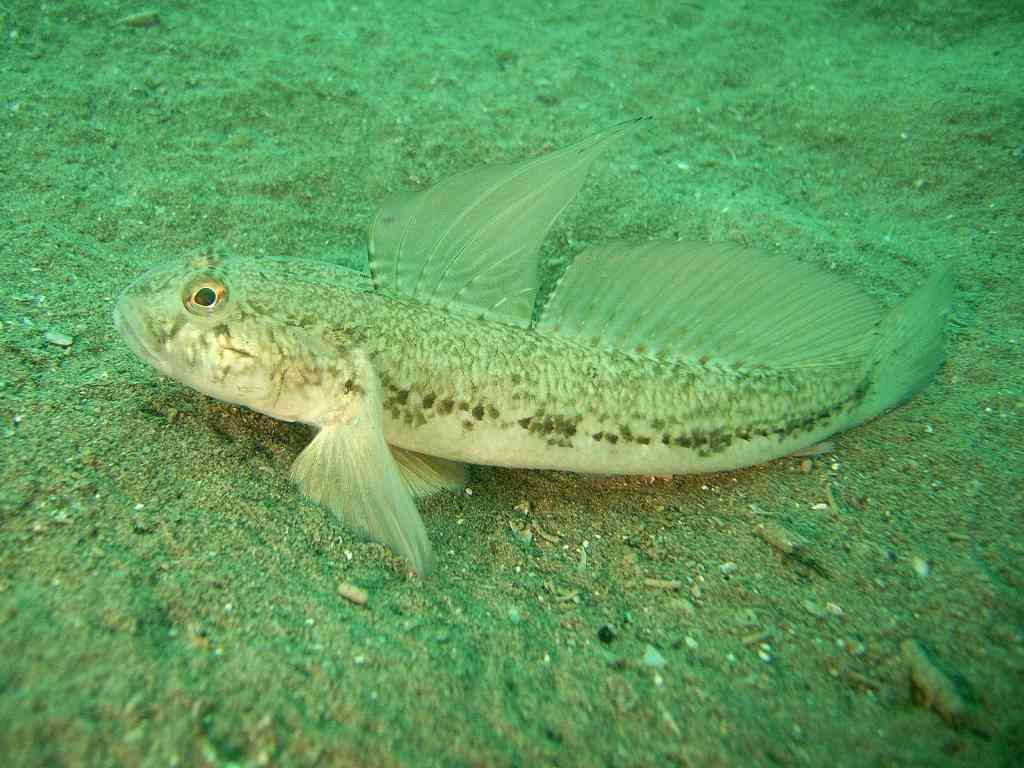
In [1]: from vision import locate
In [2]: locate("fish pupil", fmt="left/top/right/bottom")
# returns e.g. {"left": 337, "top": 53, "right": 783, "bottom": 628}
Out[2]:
{"left": 194, "top": 287, "right": 217, "bottom": 307}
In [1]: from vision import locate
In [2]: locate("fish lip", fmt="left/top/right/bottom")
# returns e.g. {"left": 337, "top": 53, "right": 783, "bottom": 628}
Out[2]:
{"left": 113, "top": 300, "right": 162, "bottom": 367}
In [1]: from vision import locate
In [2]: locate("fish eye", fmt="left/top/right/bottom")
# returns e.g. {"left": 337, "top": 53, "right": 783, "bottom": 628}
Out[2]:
{"left": 183, "top": 278, "right": 228, "bottom": 315}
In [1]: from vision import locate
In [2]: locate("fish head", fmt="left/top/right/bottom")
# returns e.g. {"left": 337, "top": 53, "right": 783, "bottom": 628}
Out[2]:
{"left": 114, "top": 254, "right": 360, "bottom": 424}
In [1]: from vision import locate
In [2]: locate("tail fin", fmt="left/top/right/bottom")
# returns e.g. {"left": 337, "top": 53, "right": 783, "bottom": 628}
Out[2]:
{"left": 854, "top": 267, "right": 954, "bottom": 423}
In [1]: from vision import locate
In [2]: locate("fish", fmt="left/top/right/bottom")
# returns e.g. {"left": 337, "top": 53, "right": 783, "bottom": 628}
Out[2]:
{"left": 113, "top": 117, "right": 953, "bottom": 575}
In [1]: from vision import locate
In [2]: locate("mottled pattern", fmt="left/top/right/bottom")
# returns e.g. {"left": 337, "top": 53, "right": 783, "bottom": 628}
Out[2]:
{"left": 115, "top": 255, "right": 871, "bottom": 473}
{"left": 366, "top": 292, "right": 867, "bottom": 460}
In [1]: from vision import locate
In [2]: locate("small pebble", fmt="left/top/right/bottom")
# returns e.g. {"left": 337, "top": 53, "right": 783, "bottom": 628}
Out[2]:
{"left": 118, "top": 10, "right": 161, "bottom": 28}
{"left": 742, "top": 630, "right": 771, "bottom": 647}
{"left": 803, "top": 599, "right": 828, "bottom": 618}
{"left": 844, "top": 638, "right": 866, "bottom": 656}
{"left": 911, "top": 556, "right": 930, "bottom": 578}
{"left": 719, "top": 562, "right": 738, "bottom": 576}
{"left": 755, "top": 521, "right": 801, "bottom": 555}
{"left": 338, "top": 581, "right": 368, "bottom": 606}
{"left": 44, "top": 330, "right": 73, "bottom": 348}
{"left": 642, "top": 645, "right": 666, "bottom": 668}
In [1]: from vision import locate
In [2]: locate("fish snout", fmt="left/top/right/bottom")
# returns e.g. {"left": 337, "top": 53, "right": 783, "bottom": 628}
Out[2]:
{"left": 113, "top": 292, "right": 163, "bottom": 367}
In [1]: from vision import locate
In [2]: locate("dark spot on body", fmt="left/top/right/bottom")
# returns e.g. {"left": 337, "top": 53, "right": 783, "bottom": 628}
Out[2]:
{"left": 522, "top": 413, "right": 578, "bottom": 438}
{"left": 472, "top": 404, "right": 485, "bottom": 420}
{"left": 439, "top": 398, "right": 454, "bottom": 415}
{"left": 708, "top": 430, "right": 732, "bottom": 453}
{"left": 165, "top": 315, "right": 187, "bottom": 343}
{"left": 422, "top": 392, "right": 436, "bottom": 408}
{"left": 396, "top": 389, "right": 409, "bottom": 405}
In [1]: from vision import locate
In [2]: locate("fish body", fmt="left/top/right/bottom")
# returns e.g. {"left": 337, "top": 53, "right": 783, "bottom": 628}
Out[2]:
{"left": 330, "top": 283, "right": 870, "bottom": 477}
{"left": 115, "top": 119, "right": 952, "bottom": 573}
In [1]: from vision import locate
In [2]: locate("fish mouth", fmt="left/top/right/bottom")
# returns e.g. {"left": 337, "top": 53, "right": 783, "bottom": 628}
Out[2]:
{"left": 113, "top": 299, "right": 162, "bottom": 368}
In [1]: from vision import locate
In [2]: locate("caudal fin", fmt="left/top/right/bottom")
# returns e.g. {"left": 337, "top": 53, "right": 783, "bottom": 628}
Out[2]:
{"left": 854, "top": 267, "right": 954, "bottom": 424}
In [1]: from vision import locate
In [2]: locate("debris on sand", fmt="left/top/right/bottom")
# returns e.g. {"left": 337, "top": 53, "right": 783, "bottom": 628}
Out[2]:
{"left": 900, "top": 639, "right": 966, "bottom": 727}
{"left": 338, "top": 581, "right": 368, "bottom": 607}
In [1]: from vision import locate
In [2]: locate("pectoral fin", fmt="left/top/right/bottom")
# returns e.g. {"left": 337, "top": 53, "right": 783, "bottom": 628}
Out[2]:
{"left": 290, "top": 373, "right": 435, "bottom": 575}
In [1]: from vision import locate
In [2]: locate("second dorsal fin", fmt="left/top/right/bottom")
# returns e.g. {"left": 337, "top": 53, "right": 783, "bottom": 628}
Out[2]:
{"left": 537, "top": 240, "right": 883, "bottom": 370}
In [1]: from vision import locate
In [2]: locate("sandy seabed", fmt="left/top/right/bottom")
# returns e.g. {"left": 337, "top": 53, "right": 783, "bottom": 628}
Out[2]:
{"left": 1, "top": 2, "right": 1021, "bottom": 766}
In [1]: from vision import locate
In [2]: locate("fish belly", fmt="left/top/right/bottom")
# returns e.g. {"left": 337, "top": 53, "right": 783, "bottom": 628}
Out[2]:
{"left": 382, "top": 404, "right": 846, "bottom": 476}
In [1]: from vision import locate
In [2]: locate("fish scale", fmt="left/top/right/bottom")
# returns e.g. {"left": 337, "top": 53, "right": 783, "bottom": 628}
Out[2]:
{"left": 357, "top": 291, "right": 862, "bottom": 475}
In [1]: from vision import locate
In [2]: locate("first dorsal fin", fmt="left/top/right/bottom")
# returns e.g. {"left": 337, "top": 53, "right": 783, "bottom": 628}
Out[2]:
{"left": 537, "top": 240, "right": 883, "bottom": 370}
{"left": 367, "top": 118, "right": 648, "bottom": 326}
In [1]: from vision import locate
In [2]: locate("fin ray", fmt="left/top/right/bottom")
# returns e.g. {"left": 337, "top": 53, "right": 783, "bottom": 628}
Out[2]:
{"left": 853, "top": 266, "right": 953, "bottom": 422}
{"left": 390, "top": 445, "right": 468, "bottom": 498}
{"left": 290, "top": 361, "right": 434, "bottom": 574}
{"left": 537, "top": 241, "right": 883, "bottom": 369}
{"left": 368, "top": 118, "right": 648, "bottom": 326}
